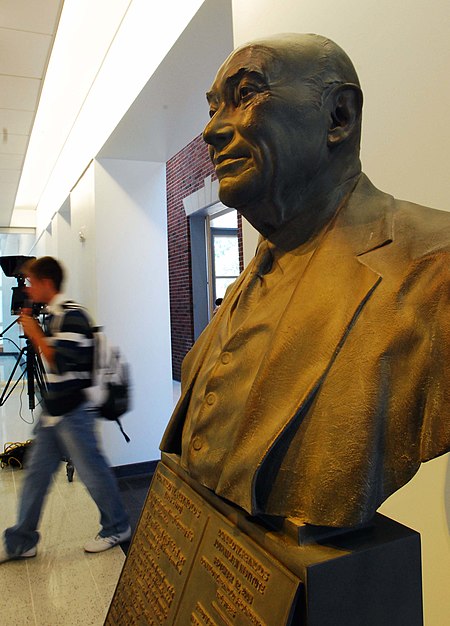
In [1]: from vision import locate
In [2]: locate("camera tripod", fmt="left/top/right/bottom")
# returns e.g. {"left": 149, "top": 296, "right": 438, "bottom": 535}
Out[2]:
{"left": 0, "top": 320, "right": 75, "bottom": 482}
{"left": 0, "top": 318, "right": 47, "bottom": 411}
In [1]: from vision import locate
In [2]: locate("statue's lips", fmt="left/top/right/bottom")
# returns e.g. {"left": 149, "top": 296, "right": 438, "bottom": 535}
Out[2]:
{"left": 215, "top": 156, "right": 251, "bottom": 177}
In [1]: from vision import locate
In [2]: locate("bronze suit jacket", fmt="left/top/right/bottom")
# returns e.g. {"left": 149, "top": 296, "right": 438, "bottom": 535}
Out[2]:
{"left": 161, "top": 174, "right": 450, "bottom": 526}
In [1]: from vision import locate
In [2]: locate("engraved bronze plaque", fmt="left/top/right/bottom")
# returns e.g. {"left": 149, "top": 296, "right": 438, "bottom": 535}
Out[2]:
{"left": 175, "top": 515, "right": 299, "bottom": 626}
{"left": 106, "top": 464, "right": 208, "bottom": 625}
{"left": 106, "top": 462, "right": 300, "bottom": 625}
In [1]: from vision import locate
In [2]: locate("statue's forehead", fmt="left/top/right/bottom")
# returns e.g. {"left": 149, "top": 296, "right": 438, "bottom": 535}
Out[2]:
{"left": 210, "top": 42, "right": 315, "bottom": 93}
{"left": 214, "top": 46, "right": 275, "bottom": 84}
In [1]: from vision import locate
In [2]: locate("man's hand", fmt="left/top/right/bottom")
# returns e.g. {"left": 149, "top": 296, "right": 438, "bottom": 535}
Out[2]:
{"left": 19, "top": 309, "right": 42, "bottom": 342}
{"left": 19, "top": 309, "right": 55, "bottom": 366}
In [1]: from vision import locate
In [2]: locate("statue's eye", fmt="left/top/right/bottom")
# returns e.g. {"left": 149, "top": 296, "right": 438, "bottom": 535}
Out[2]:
{"left": 237, "top": 84, "right": 256, "bottom": 103}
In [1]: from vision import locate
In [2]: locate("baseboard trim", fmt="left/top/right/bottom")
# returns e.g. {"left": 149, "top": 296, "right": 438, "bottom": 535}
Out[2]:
{"left": 112, "top": 459, "right": 159, "bottom": 478}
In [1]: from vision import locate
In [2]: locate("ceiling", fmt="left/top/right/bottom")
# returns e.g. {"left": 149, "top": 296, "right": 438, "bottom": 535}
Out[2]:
{"left": 0, "top": 0, "right": 233, "bottom": 235}
{"left": 98, "top": 0, "right": 233, "bottom": 164}
{"left": 0, "top": 0, "right": 64, "bottom": 228}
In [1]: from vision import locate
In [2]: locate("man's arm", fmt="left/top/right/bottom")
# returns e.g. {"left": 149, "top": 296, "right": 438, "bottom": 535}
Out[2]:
{"left": 19, "top": 311, "right": 55, "bottom": 366}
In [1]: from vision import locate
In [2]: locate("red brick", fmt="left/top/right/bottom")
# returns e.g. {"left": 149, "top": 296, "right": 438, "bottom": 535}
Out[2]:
{"left": 167, "top": 134, "right": 243, "bottom": 380}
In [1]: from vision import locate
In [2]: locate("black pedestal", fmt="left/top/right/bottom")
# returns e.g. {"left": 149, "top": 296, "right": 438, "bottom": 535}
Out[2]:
{"left": 298, "top": 515, "right": 423, "bottom": 625}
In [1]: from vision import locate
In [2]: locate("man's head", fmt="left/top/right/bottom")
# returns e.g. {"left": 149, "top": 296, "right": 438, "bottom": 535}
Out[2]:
{"left": 23, "top": 256, "right": 65, "bottom": 304}
{"left": 203, "top": 33, "right": 363, "bottom": 237}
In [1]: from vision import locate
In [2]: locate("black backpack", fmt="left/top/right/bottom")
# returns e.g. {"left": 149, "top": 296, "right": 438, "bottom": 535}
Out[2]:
{"left": 85, "top": 327, "right": 131, "bottom": 442}
{"left": 53, "top": 303, "right": 131, "bottom": 442}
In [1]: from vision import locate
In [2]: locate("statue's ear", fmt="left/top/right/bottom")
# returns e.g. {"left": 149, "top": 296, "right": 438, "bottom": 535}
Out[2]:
{"left": 326, "top": 83, "right": 363, "bottom": 147}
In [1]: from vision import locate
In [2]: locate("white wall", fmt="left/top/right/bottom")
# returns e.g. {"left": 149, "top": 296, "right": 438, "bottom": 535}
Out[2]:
{"left": 242, "top": 217, "right": 259, "bottom": 266}
{"left": 232, "top": 1, "right": 450, "bottom": 623}
{"left": 94, "top": 158, "right": 172, "bottom": 465}
{"left": 56, "top": 170, "right": 98, "bottom": 312}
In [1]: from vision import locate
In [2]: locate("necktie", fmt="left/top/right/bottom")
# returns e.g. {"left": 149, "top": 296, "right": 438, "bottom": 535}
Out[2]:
{"left": 229, "top": 240, "right": 273, "bottom": 332}
{"left": 254, "top": 239, "right": 274, "bottom": 277}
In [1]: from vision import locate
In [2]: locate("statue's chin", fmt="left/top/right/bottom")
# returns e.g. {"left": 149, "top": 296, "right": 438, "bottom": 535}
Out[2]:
{"left": 217, "top": 168, "right": 265, "bottom": 212}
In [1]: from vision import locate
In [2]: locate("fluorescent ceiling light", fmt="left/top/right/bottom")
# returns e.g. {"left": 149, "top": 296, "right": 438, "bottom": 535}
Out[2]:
{"left": 14, "top": 0, "right": 205, "bottom": 234}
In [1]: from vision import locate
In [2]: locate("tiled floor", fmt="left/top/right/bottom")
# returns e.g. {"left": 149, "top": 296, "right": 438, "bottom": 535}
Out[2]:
{"left": 0, "top": 463, "right": 126, "bottom": 625}
{"left": 0, "top": 361, "right": 180, "bottom": 625}
{"left": 0, "top": 365, "right": 177, "bottom": 625}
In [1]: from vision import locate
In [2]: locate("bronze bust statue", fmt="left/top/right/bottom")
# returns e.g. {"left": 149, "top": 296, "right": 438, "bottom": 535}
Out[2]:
{"left": 161, "top": 33, "right": 450, "bottom": 527}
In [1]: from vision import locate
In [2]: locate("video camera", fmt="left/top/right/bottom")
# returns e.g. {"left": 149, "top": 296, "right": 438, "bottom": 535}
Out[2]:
{"left": 0, "top": 255, "right": 44, "bottom": 317}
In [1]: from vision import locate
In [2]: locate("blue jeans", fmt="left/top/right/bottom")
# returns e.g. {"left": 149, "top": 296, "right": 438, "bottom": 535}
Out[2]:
{"left": 4, "top": 402, "right": 129, "bottom": 557}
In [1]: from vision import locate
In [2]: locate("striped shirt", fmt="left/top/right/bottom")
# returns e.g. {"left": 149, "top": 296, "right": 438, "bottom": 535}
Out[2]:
{"left": 42, "top": 294, "right": 94, "bottom": 416}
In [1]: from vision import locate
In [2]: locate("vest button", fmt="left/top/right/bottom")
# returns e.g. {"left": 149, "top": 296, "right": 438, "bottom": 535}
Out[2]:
{"left": 221, "top": 352, "right": 231, "bottom": 365}
{"left": 206, "top": 393, "right": 216, "bottom": 406}
{"left": 192, "top": 437, "right": 202, "bottom": 451}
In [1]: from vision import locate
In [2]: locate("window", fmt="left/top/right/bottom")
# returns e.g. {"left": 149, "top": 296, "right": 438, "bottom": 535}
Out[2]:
{"left": 189, "top": 204, "right": 241, "bottom": 338}
{"left": 207, "top": 210, "right": 239, "bottom": 311}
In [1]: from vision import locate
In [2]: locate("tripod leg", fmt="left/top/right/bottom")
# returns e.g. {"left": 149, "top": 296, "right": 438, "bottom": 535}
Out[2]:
{"left": 0, "top": 347, "right": 26, "bottom": 406}
{"left": 33, "top": 350, "right": 47, "bottom": 396}
{"left": 66, "top": 460, "right": 74, "bottom": 482}
{"left": 26, "top": 341, "right": 35, "bottom": 410}
{"left": 25, "top": 338, "right": 48, "bottom": 411}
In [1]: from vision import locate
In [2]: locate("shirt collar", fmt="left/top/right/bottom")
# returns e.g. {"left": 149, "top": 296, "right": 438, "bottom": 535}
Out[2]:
{"left": 256, "top": 232, "right": 319, "bottom": 277}
{"left": 45, "top": 293, "right": 68, "bottom": 316}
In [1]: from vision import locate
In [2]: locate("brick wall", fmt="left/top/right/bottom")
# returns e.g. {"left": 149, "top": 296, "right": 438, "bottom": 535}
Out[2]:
{"left": 167, "top": 134, "right": 245, "bottom": 381}
{"left": 167, "top": 135, "right": 215, "bottom": 381}
{"left": 237, "top": 213, "right": 244, "bottom": 272}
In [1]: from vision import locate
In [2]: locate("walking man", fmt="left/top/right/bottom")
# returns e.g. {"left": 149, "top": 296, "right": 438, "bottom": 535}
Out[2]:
{"left": 1, "top": 256, "right": 130, "bottom": 561}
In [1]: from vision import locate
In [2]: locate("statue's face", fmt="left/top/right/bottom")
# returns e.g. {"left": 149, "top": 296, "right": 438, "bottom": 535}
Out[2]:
{"left": 203, "top": 43, "right": 330, "bottom": 233}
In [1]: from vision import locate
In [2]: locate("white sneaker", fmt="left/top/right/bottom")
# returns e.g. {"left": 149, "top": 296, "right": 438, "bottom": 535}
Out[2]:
{"left": 84, "top": 526, "right": 131, "bottom": 553}
{"left": 0, "top": 541, "right": 37, "bottom": 563}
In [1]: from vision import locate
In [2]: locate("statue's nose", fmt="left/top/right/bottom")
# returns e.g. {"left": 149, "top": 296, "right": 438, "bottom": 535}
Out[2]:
{"left": 203, "top": 112, "right": 234, "bottom": 151}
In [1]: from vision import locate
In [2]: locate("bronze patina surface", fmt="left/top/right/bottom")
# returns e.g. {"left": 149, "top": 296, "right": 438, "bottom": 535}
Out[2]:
{"left": 161, "top": 33, "right": 450, "bottom": 527}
